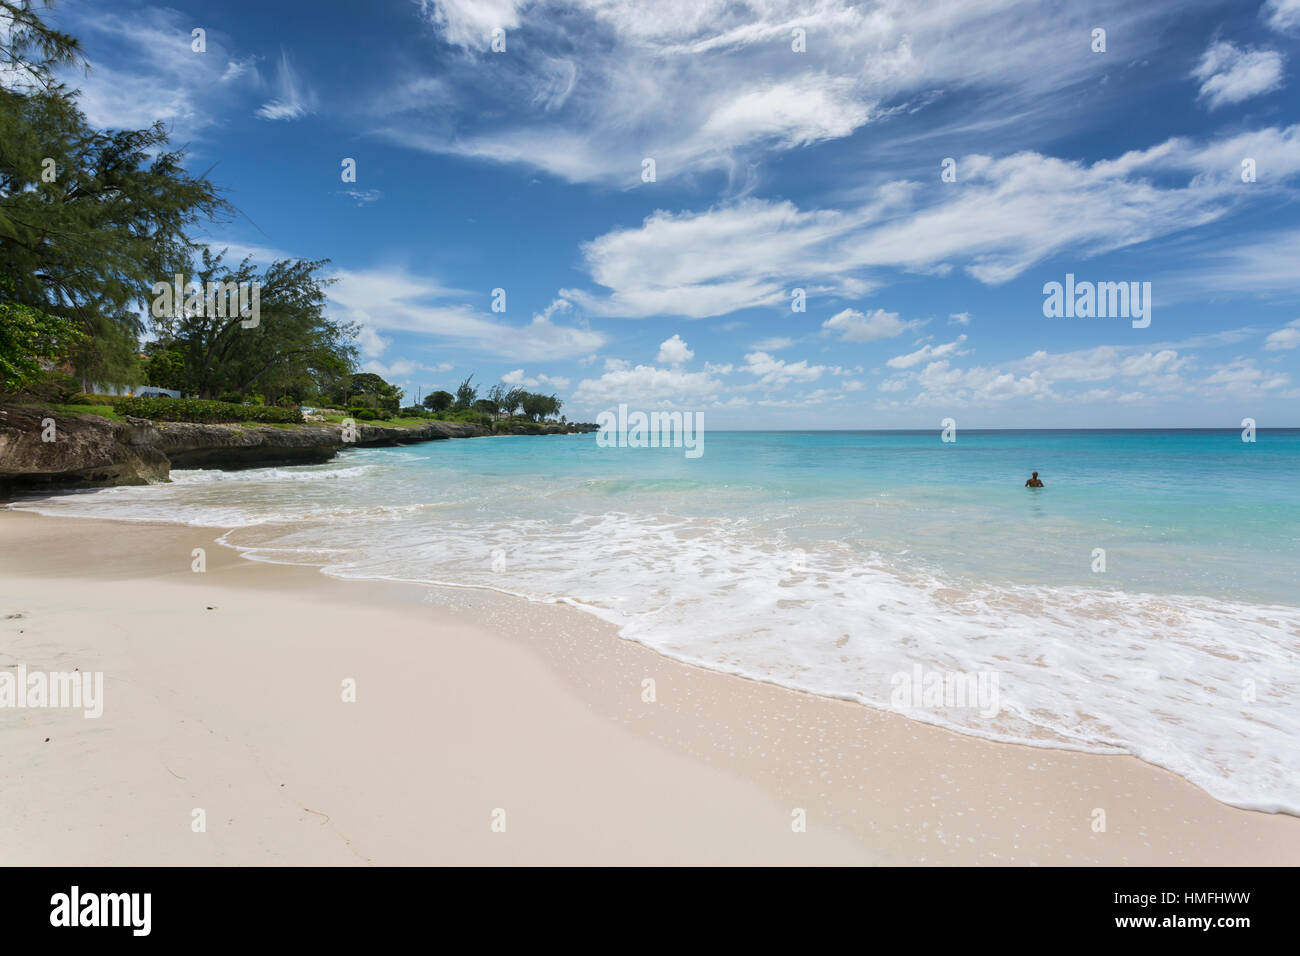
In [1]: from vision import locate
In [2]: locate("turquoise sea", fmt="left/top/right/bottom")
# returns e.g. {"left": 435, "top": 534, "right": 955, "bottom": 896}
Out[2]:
{"left": 13, "top": 428, "right": 1300, "bottom": 813}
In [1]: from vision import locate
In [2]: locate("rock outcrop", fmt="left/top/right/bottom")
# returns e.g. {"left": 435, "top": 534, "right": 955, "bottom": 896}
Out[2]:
{"left": 0, "top": 405, "right": 170, "bottom": 490}
{"left": 0, "top": 404, "right": 595, "bottom": 493}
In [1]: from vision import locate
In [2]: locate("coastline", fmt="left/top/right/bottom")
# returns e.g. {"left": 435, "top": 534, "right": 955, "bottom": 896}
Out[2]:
{"left": 0, "top": 403, "right": 598, "bottom": 494}
{"left": 2, "top": 507, "right": 1297, "bottom": 865}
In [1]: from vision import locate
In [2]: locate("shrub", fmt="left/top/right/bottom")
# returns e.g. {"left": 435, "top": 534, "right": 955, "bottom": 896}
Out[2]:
{"left": 16, "top": 371, "right": 80, "bottom": 403}
{"left": 68, "top": 392, "right": 118, "bottom": 406}
{"left": 113, "top": 396, "right": 304, "bottom": 424}
{"left": 346, "top": 407, "right": 377, "bottom": 421}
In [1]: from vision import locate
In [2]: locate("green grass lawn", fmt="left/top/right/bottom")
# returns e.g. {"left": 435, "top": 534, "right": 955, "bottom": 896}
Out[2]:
{"left": 30, "top": 403, "right": 125, "bottom": 421}
{"left": 374, "top": 416, "right": 442, "bottom": 428}
{"left": 317, "top": 413, "right": 456, "bottom": 428}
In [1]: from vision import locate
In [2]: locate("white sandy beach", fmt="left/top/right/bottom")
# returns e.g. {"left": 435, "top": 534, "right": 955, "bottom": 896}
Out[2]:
{"left": 1, "top": 508, "right": 1297, "bottom": 865}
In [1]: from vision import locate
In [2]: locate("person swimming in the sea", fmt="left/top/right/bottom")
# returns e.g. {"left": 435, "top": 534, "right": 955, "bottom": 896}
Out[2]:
{"left": 1025, "top": 471, "right": 1044, "bottom": 488}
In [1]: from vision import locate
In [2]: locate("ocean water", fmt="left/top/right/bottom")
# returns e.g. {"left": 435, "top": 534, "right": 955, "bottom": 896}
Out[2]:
{"left": 10, "top": 429, "right": 1300, "bottom": 813}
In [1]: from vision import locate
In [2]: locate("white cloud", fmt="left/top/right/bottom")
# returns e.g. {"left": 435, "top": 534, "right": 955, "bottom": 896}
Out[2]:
{"left": 1166, "top": 228, "right": 1300, "bottom": 299}
{"left": 417, "top": 0, "right": 526, "bottom": 50}
{"left": 656, "top": 334, "right": 695, "bottom": 365}
{"left": 949, "top": 312, "right": 972, "bottom": 326}
{"left": 328, "top": 267, "right": 605, "bottom": 360}
{"left": 1192, "top": 41, "right": 1286, "bottom": 110}
{"left": 1264, "top": 319, "right": 1300, "bottom": 350}
{"left": 56, "top": 8, "right": 258, "bottom": 140}
{"left": 563, "top": 199, "right": 847, "bottom": 318}
{"left": 1263, "top": 0, "right": 1300, "bottom": 33}
{"left": 502, "top": 369, "right": 571, "bottom": 388}
{"left": 879, "top": 338, "right": 1293, "bottom": 409}
{"left": 698, "top": 74, "right": 873, "bottom": 150}
{"left": 742, "top": 351, "right": 826, "bottom": 386}
{"left": 1204, "top": 357, "right": 1292, "bottom": 393}
{"left": 340, "top": 189, "right": 383, "bottom": 206}
{"left": 356, "top": 325, "right": 391, "bottom": 359}
{"left": 257, "top": 49, "right": 317, "bottom": 120}
{"left": 822, "top": 308, "right": 918, "bottom": 343}
{"left": 752, "top": 336, "right": 794, "bottom": 351}
{"left": 887, "top": 335, "right": 969, "bottom": 369}
{"left": 362, "top": 358, "right": 425, "bottom": 381}
{"left": 571, "top": 364, "right": 724, "bottom": 408}
{"left": 397, "top": 0, "right": 1195, "bottom": 185}
{"left": 564, "top": 126, "right": 1300, "bottom": 317}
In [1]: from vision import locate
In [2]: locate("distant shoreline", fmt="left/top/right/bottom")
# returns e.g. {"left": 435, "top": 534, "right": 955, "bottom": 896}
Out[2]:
{"left": 0, "top": 403, "right": 596, "bottom": 494}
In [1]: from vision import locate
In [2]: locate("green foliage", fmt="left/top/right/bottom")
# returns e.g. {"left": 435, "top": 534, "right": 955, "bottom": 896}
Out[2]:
{"left": 38, "top": 402, "right": 122, "bottom": 421}
{"left": 0, "top": 79, "right": 231, "bottom": 387}
{"left": 345, "top": 406, "right": 393, "bottom": 421}
{"left": 11, "top": 368, "right": 79, "bottom": 401}
{"left": 113, "top": 396, "right": 304, "bottom": 424}
{"left": 0, "top": 293, "right": 83, "bottom": 394}
{"left": 328, "top": 371, "right": 401, "bottom": 411}
{"left": 153, "top": 252, "right": 357, "bottom": 401}
{"left": 0, "top": 3, "right": 403, "bottom": 410}
{"left": 142, "top": 346, "right": 186, "bottom": 391}
{"left": 0, "top": 1, "right": 83, "bottom": 93}
{"left": 454, "top": 375, "right": 477, "bottom": 410}
{"left": 507, "top": 420, "right": 548, "bottom": 433}
{"left": 1, "top": 4, "right": 365, "bottom": 401}
{"left": 521, "top": 391, "right": 563, "bottom": 422}
{"left": 446, "top": 378, "right": 564, "bottom": 424}
{"left": 503, "top": 385, "right": 527, "bottom": 419}
{"left": 422, "top": 389, "right": 453, "bottom": 412}
{"left": 429, "top": 407, "right": 493, "bottom": 425}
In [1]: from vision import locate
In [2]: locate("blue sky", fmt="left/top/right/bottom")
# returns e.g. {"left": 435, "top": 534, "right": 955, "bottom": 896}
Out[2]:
{"left": 48, "top": 0, "right": 1300, "bottom": 426}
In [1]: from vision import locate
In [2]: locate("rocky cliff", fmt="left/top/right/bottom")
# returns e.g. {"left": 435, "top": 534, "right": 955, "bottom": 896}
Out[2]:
{"left": 0, "top": 405, "right": 593, "bottom": 493}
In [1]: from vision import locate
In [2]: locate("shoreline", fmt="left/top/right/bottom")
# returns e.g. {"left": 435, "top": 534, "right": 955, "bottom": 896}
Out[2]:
{"left": 0, "top": 402, "right": 596, "bottom": 494}
{"left": 2, "top": 507, "right": 1298, "bottom": 865}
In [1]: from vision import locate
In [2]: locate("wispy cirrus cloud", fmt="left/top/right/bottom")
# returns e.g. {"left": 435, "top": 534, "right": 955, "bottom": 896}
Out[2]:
{"left": 327, "top": 266, "right": 605, "bottom": 361}
{"left": 383, "top": 0, "right": 1211, "bottom": 185}
{"left": 886, "top": 335, "right": 970, "bottom": 369}
{"left": 55, "top": 4, "right": 257, "bottom": 139}
{"left": 561, "top": 126, "right": 1300, "bottom": 319}
{"left": 1191, "top": 41, "right": 1286, "bottom": 110}
{"left": 256, "top": 49, "right": 317, "bottom": 120}
{"left": 1263, "top": 0, "right": 1300, "bottom": 33}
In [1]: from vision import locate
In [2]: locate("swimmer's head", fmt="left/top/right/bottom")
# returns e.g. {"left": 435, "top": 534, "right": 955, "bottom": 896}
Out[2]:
{"left": 1032, "top": 472, "right": 1038, "bottom": 478}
